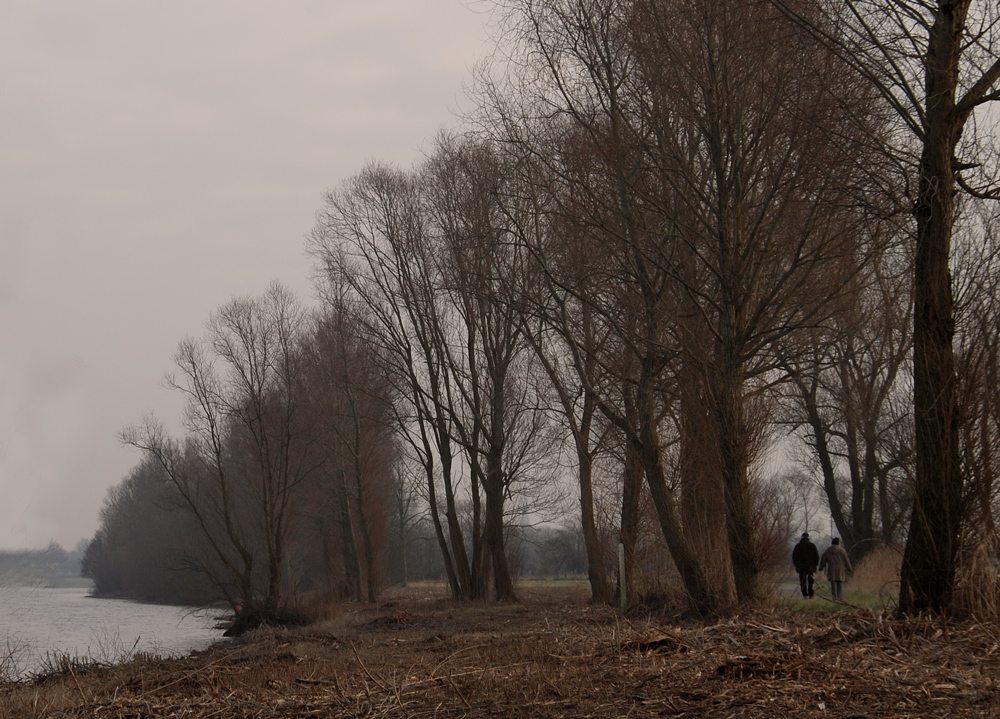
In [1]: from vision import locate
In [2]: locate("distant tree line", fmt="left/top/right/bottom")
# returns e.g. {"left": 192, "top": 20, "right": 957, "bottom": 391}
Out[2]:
{"left": 84, "top": 0, "right": 1000, "bottom": 618}
{"left": 1, "top": 542, "right": 86, "bottom": 587}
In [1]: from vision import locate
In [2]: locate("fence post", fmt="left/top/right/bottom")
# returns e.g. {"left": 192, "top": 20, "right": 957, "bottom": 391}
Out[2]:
{"left": 619, "top": 542, "right": 627, "bottom": 614}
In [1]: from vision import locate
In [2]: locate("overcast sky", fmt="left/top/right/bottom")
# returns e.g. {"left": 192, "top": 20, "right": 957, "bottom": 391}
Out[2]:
{"left": 0, "top": 1, "right": 490, "bottom": 550}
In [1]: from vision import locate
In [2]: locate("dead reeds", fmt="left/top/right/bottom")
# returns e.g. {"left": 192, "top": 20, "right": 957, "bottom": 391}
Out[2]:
{"left": 849, "top": 542, "right": 902, "bottom": 598}
{"left": 2, "top": 586, "right": 999, "bottom": 718}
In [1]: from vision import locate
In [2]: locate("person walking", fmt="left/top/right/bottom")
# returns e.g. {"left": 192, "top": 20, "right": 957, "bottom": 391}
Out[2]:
{"left": 791, "top": 532, "right": 819, "bottom": 598}
{"left": 819, "top": 537, "right": 853, "bottom": 600}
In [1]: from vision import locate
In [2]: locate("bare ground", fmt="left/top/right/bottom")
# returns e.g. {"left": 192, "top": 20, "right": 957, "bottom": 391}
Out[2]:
{"left": 3, "top": 581, "right": 999, "bottom": 718}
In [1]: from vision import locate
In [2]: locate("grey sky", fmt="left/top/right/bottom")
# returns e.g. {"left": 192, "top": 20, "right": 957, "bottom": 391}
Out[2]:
{"left": 0, "top": 1, "right": 488, "bottom": 549}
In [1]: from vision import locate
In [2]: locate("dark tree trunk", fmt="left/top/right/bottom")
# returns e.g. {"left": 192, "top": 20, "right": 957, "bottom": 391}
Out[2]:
{"left": 619, "top": 426, "right": 643, "bottom": 605}
{"left": 484, "top": 472, "right": 517, "bottom": 602}
{"left": 899, "top": 2, "right": 968, "bottom": 615}
{"left": 440, "top": 432, "right": 476, "bottom": 600}
{"left": 637, "top": 360, "right": 714, "bottom": 613}
{"left": 422, "top": 448, "right": 462, "bottom": 599}
{"left": 338, "top": 470, "right": 362, "bottom": 602}
{"left": 577, "top": 403, "right": 612, "bottom": 603}
{"left": 793, "top": 372, "right": 851, "bottom": 543}
{"left": 715, "top": 337, "right": 759, "bottom": 603}
{"left": 680, "top": 365, "right": 735, "bottom": 607}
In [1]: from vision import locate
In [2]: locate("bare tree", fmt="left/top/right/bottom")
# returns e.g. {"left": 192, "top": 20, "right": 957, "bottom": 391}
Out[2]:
{"left": 770, "top": 0, "right": 1000, "bottom": 616}
{"left": 518, "top": 298, "right": 615, "bottom": 602}
{"left": 484, "top": 0, "right": 880, "bottom": 606}
{"left": 301, "top": 301, "right": 396, "bottom": 604}
{"left": 953, "top": 207, "right": 1000, "bottom": 566}
{"left": 779, "top": 237, "right": 915, "bottom": 558}
{"left": 488, "top": 136, "right": 620, "bottom": 603}
{"left": 122, "top": 282, "right": 313, "bottom": 616}
{"left": 309, "top": 163, "right": 482, "bottom": 600}
{"left": 424, "top": 134, "right": 558, "bottom": 602}
{"left": 480, "top": 0, "right": 721, "bottom": 610}
{"left": 310, "top": 138, "right": 556, "bottom": 603}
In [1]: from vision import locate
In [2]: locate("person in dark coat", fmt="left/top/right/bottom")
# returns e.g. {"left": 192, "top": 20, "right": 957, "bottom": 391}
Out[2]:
{"left": 819, "top": 537, "right": 853, "bottom": 600}
{"left": 791, "top": 532, "right": 820, "bottom": 598}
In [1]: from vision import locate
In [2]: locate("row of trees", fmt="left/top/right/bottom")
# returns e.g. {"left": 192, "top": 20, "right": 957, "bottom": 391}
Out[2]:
{"left": 85, "top": 284, "right": 400, "bottom": 612}
{"left": 84, "top": 0, "right": 1000, "bottom": 617}
{"left": 81, "top": 280, "right": 585, "bottom": 610}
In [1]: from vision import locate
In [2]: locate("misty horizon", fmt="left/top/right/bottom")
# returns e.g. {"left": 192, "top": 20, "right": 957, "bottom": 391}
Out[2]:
{"left": 0, "top": 1, "right": 488, "bottom": 550}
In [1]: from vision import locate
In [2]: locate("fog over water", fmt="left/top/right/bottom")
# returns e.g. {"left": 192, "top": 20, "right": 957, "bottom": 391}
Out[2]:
{"left": 0, "top": 1, "right": 488, "bottom": 550}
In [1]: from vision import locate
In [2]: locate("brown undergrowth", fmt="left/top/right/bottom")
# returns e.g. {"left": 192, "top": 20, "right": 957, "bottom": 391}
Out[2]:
{"left": 3, "top": 581, "right": 999, "bottom": 718}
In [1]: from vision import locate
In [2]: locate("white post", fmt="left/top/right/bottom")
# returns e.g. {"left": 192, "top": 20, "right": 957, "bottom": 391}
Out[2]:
{"left": 619, "top": 542, "right": 627, "bottom": 614}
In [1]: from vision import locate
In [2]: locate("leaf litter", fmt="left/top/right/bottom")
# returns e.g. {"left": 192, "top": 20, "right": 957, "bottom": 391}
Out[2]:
{"left": 2, "top": 588, "right": 999, "bottom": 718}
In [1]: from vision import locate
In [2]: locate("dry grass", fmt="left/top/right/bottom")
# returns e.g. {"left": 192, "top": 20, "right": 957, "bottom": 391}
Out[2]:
{"left": 850, "top": 543, "right": 902, "bottom": 598}
{"left": 3, "top": 582, "right": 1000, "bottom": 717}
{"left": 835, "top": 540, "right": 1000, "bottom": 621}
{"left": 954, "top": 535, "right": 1000, "bottom": 620}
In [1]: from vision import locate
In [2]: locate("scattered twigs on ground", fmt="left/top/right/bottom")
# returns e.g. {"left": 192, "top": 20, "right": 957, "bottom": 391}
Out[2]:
{"left": 3, "top": 592, "right": 999, "bottom": 718}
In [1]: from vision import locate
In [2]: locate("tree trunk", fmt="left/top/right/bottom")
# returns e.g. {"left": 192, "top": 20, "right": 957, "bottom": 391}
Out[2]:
{"left": 637, "top": 361, "right": 714, "bottom": 613}
{"left": 484, "top": 474, "right": 517, "bottom": 602}
{"left": 793, "top": 373, "right": 850, "bottom": 542}
{"left": 899, "top": 2, "right": 967, "bottom": 615}
{"left": 620, "top": 427, "right": 643, "bottom": 606}
{"left": 680, "top": 365, "right": 736, "bottom": 607}
{"left": 715, "top": 338, "right": 759, "bottom": 602}
{"left": 421, "top": 447, "right": 462, "bottom": 598}
{"left": 338, "top": 470, "right": 362, "bottom": 602}
{"left": 578, "top": 435, "right": 612, "bottom": 604}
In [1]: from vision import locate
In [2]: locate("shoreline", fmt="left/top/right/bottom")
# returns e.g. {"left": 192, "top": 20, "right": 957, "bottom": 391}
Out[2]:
{"left": 0, "top": 585, "right": 225, "bottom": 685}
{"left": 3, "top": 587, "right": 997, "bottom": 718}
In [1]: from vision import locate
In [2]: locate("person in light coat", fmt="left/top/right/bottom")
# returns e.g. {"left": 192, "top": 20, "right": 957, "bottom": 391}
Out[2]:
{"left": 819, "top": 537, "right": 853, "bottom": 600}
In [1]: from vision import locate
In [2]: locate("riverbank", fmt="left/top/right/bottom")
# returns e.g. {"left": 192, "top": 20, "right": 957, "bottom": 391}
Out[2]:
{"left": 3, "top": 582, "right": 997, "bottom": 718}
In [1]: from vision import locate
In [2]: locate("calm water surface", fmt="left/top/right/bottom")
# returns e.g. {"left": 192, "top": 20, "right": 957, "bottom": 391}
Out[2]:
{"left": 0, "top": 586, "right": 224, "bottom": 679}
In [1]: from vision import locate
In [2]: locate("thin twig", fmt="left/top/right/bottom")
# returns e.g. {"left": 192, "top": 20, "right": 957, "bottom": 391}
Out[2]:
{"left": 67, "top": 663, "right": 89, "bottom": 707}
{"left": 351, "top": 640, "right": 389, "bottom": 692}
{"left": 445, "top": 673, "right": 472, "bottom": 709}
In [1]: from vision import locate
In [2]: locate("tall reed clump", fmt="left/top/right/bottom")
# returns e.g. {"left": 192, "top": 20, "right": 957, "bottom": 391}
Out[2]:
{"left": 287, "top": 592, "right": 344, "bottom": 625}
{"left": 952, "top": 532, "right": 1000, "bottom": 620}
{"left": 849, "top": 543, "right": 902, "bottom": 599}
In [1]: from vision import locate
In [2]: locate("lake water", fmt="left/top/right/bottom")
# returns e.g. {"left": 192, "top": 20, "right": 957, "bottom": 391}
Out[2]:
{"left": 0, "top": 586, "right": 225, "bottom": 680}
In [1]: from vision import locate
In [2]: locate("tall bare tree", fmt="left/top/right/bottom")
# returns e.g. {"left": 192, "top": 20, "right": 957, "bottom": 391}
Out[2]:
{"left": 122, "top": 282, "right": 313, "bottom": 615}
{"left": 309, "top": 162, "right": 481, "bottom": 600}
{"left": 485, "top": 0, "right": 880, "bottom": 605}
{"left": 424, "top": 134, "right": 557, "bottom": 602}
{"left": 779, "top": 236, "right": 915, "bottom": 557}
{"left": 771, "top": 0, "right": 1000, "bottom": 614}
{"left": 301, "top": 301, "right": 396, "bottom": 604}
{"left": 953, "top": 208, "right": 1000, "bottom": 577}
{"left": 311, "top": 137, "right": 555, "bottom": 602}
